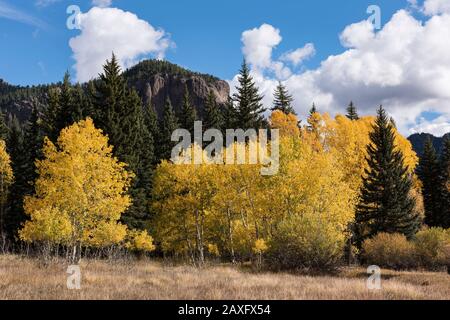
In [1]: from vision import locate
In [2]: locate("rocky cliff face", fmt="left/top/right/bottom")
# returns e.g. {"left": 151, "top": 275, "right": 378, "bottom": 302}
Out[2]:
{"left": 125, "top": 60, "right": 230, "bottom": 117}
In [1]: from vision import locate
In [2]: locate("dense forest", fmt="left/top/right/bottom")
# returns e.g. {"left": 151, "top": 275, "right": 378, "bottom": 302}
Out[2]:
{"left": 0, "top": 55, "right": 449, "bottom": 271}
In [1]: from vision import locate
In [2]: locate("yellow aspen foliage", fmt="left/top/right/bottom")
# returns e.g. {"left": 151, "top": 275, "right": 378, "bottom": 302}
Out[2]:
{"left": 19, "top": 118, "right": 133, "bottom": 253}
{"left": 207, "top": 243, "right": 220, "bottom": 257}
{"left": 0, "top": 140, "right": 13, "bottom": 187}
{"left": 125, "top": 229, "right": 155, "bottom": 252}
{"left": 0, "top": 139, "right": 13, "bottom": 234}
{"left": 153, "top": 136, "right": 356, "bottom": 266}
{"left": 307, "top": 111, "right": 322, "bottom": 134}
{"left": 18, "top": 207, "right": 72, "bottom": 244}
{"left": 275, "top": 135, "right": 356, "bottom": 232}
{"left": 321, "top": 113, "right": 418, "bottom": 192}
{"left": 252, "top": 238, "right": 268, "bottom": 254}
{"left": 269, "top": 110, "right": 300, "bottom": 137}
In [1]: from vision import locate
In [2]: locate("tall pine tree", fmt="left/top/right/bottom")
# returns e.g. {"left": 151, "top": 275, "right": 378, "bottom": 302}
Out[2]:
{"left": 439, "top": 137, "right": 450, "bottom": 228}
{"left": 221, "top": 96, "right": 237, "bottom": 131}
{"left": 42, "top": 72, "right": 88, "bottom": 142}
{"left": 5, "top": 107, "right": 43, "bottom": 239}
{"left": 203, "top": 90, "right": 223, "bottom": 131}
{"left": 158, "top": 97, "right": 179, "bottom": 161}
{"left": 307, "top": 103, "right": 320, "bottom": 133}
{"left": 354, "top": 106, "right": 420, "bottom": 247}
{"left": 346, "top": 101, "right": 359, "bottom": 120}
{"left": 232, "top": 60, "right": 266, "bottom": 130}
{"left": 91, "top": 54, "right": 154, "bottom": 229}
{"left": 144, "top": 100, "right": 160, "bottom": 165}
{"left": 43, "top": 87, "right": 61, "bottom": 142}
{"left": 177, "top": 84, "right": 197, "bottom": 135}
{"left": 271, "top": 81, "right": 295, "bottom": 115}
{"left": 5, "top": 117, "right": 25, "bottom": 239}
{"left": 309, "top": 103, "right": 317, "bottom": 115}
{"left": 417, "top": 138, "right": 442, "bottom": 227}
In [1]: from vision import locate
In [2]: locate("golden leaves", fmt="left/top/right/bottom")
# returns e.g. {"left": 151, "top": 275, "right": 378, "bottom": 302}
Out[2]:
{"left": 20, "top": 118, "right": 132, "bottom": 247}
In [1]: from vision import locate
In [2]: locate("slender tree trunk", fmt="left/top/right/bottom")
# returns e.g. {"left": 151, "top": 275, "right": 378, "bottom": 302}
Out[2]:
{"left": 195, "top": 209, "right": 204, "bottom": 266}
{"left": 72, "top": 244, "right": 77, "bottom": 264}
{"left": 226, "top": 206, "right": 236, "bottom": 263}
{"left": 183, "top": 217, "right": 195, "bottom": 265}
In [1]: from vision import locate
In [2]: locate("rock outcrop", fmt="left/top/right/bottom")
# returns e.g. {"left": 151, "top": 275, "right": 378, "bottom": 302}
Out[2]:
{"left": 124, "top": 60, "right": 230, "bottom": 117}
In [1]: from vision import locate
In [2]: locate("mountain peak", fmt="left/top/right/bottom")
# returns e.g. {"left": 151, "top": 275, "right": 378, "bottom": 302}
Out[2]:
{"left": 125, "top": 59, "right": 230, "bottom": 116}
{"left": 408, "top": 132, "right": 450, "bottom": 156}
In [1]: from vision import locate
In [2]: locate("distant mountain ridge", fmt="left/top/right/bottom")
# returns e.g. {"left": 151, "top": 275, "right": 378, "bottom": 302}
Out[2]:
{"left": 0, "top": 59, "right": 230, "bottom": 122}
{"left": 124, "top": 60, "right": 229, "bottom": 117}
{"left": 408, "top": 132, "right": 450, "bottom": 156}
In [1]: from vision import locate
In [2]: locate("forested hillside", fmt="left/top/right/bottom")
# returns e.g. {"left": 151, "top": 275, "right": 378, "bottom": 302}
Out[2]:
{"left": 408, "top": 132, "right": 450, "bottom": 156}
{"left": 0, "top": 59, "right": 229, "bottom": 125}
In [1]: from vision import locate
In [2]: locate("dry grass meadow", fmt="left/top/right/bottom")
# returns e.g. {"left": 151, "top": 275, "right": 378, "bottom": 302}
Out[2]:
{"left": 0, "top": 254, "right": 449, "bottom": 300}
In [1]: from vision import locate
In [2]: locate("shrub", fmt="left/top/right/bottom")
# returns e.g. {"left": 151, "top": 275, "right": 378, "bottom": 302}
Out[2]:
{"left": 125, "top": 230, "right": 155, "bottom": 253}
{"left": 413, "top": 228, "right": 450, "bottom": 269}
{"left": 362, "top": 233, "right": 416, "bottom": 269}
{"left": 267, "top": 214, "right": 346, "bottom": 271}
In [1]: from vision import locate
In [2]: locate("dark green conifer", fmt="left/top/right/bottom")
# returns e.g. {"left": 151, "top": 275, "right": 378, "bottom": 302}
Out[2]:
{"left": 354, "top": 106, "right": 421, "bottom": 247}
{"left": 417, "top": 138, "right": 442, "bottom": 227}
{"left": 203, "top": 90, "right": 223, "bottom": 131}
{"left": 271, "top": 81, "right": 295, "bottom": 115}
{"left": 232, "top": 60, "right": 266, "bottom": 129}
{"left": 346, "top": 101, "right": 359, "bottom": 120}
{"left": 158, "top": 97, "right": 179, "bottom": 160}
{"left": 439, "top": 137, "right": 450, "bottom": 228}
{"left": 177, "top": 85, "right": 197, "bottom": 135}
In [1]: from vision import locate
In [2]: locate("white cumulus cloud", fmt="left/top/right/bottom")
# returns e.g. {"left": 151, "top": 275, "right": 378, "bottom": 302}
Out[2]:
{"left": 281, "top": 43, "right": 316, "bottom": 66}
{"left": 422, "top": 0, "right": 450, "bottom": 15}
{"left": 241, "top": 23, "right": 282, "bottom": 71}
{"left": 231, "top": 8, "right": 450, "bottom": 136}
{"left": 69, "top": 7, "right": 172, "bottom": 82}
{"left": 410, "top": 114, "right": 450, "bottom": 136}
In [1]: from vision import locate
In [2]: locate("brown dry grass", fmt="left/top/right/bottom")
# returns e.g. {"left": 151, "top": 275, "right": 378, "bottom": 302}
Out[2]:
{"left": 0, "top": 254, "right": 449, "bottom": 300}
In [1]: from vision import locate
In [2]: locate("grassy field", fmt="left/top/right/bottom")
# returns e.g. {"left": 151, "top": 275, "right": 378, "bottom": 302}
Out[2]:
{"left": 0, "top": 254, "right": 449, "bottom": 300}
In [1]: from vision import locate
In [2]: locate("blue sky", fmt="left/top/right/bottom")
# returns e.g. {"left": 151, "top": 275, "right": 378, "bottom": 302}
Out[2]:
{"left": 1, "top": 0, "right": 406, "bottom": 85}
{"left": 0, "top": 0, "right": 449, "bottom": 136}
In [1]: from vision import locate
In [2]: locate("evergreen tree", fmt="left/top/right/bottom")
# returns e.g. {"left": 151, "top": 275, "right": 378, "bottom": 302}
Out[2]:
{"left": 158, "top": 97, "right": 179, "bottom": 160}
{"left": 42, "top": 87, "right": 60, "bottom": 142}
{"left": 307, "top": 103, "right": 320, "bottom": 132}
{"left": 271, "top": 81, "right": 295, "bottom": 115}
{"left": 354, "top": 106, "right": 420, "bottom": 247}
{"left": 5, "top": 105, "right": 45, "bottom": 239}
{"left": 42, "top": 72, "right": 86, "bottom": 142}
{"left": 122, "top": 89, "right": 155, "bottom": 229}
{"left": 144, "top": 100, "right": 160, "bottom": 163}
{"left": 55, "top": 71, "right": 75, "bottom": 130}
{"left": 177, "top": 85, "right": 197, "bottom": 135}
{"left": 232, "top": 60, "right": 266, "bottom": 129}
{"left": 439, "top": 137, "right": 450, "bottom": 228}
{"left": 417, "top": 138, "right": 442, "bottom": 227}
{"left": 346, "top": 101, "right": 359, "bottom": 120}
{"left": 5, "top": 117, "right": 25, "bottom": 239}
{"left": 91, "top": 54, "right": 154, "bottom": 229}
{"left": 309, "top": 103, "right": 317, "bottom": 116}
{"left": 203, "top": 90, "right": 223, "bottom": 131}
{"left": 222, "top": 96, "right": 236, "bottom": 131}
{"left": 71, "top": 83, "right": 90, "bottom": 121}
{"left": 90, "top": 54, "right": 129, "bottom": 145}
